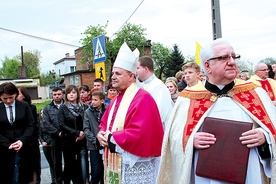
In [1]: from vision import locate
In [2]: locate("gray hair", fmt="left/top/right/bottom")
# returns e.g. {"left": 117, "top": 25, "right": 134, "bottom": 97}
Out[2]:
{"left": 253, "top": 62, "right": 266, "bottom": 73}
{"left": 240, "top": 71, "right": 250, "bottom": 80}
{"left": 200, "top": 38, "right": 233, "bottom": 74}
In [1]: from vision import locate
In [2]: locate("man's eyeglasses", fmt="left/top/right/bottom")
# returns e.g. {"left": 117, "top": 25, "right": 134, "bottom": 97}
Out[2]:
{"left": 207, "top": 54, "right": 241, "bottom": 62}
{"left": 257, "top": 69, "right": 270, "bottom": 72}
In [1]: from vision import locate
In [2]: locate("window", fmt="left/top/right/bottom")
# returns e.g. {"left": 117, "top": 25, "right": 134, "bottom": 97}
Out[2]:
{"left": 69, "top": 76, "right": 74, "bottom": 84}
{"left": 70, "top": 66, "right": 76, "bottom": 73}
{"left": 69, "top": 75, "right": 79, "bottom": 86}
{"left": 74, "top": 75, "right": 79, "bottom": 86}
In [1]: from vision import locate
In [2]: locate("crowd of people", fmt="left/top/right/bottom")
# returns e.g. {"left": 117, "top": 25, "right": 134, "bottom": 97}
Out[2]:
{"left": 0, "top": 38, "right": 275, "bottom": 184}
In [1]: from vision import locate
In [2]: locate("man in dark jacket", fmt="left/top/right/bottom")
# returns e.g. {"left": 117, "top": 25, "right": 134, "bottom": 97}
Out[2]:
{"left": 43, "top": 87, "right": 64, "bottom": 184}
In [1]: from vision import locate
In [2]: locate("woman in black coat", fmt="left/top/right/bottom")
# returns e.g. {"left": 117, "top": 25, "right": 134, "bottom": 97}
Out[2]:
{"left": 58, "top": 85, "right": 88, "bottom": 184}
{"left": 17, "top": 86, "right": 41, "bottom": 183}
{"left": 0, "top": 82, "right": 35, "bottom": 184}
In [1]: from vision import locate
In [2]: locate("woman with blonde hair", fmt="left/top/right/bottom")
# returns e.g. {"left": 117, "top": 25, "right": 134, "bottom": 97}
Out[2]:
{"left": 165, "top": 77, "right": 179, "bottom": 105}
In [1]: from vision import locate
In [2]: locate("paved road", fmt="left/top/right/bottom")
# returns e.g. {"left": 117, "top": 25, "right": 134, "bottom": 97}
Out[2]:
{"left": 41, "top": 167, "right": 52, "bottom": 184}
{"left": 40, "top": 145, "right": 53, "bottom": 184}
{"left": 39, "top": 146, "right": 89, "bottom": 184}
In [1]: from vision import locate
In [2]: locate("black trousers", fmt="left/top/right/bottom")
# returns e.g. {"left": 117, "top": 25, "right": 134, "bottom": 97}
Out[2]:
{"left": 51, "top": 136, "right": 63, "bottom": 184}
{"left": 62, "top": 145, "right": 82, "bottom": 184}
{"left": 31, "top": 141, "right": 41, "bottom": 184}
{"left": 43, "top": 145, "right": 55, "bottom": 183}
{"left": 90, "top": 150, "right": 104, "bottom": 184}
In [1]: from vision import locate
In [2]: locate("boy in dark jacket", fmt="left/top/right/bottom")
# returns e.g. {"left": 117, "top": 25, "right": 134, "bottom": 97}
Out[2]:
{"left": 83, "top": 90, "right": 107, "bottom": 184}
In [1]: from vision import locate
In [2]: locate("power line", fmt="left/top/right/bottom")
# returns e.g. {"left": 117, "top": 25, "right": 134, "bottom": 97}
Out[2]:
{"left": 0, "top": 27, "right": 81, "bottom": 48}
{"left": 0, "top": 1, "right": 144, "bottom": 46}
{"left": 111, "top": 0, "right": 144, "bottom": 38}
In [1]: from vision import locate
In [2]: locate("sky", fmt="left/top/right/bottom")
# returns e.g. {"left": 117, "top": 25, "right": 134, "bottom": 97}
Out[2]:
{"left": 0, "top": 0, "right": 275, "bottom": 74}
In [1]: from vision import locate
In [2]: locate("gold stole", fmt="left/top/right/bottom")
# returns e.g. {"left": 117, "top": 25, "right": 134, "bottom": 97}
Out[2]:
{"left": 181, "top": 82, "right": 276, "bottom": 150}
{"left": 107, "top": 82, "right": 140, "bottom": 132}
{"left": 104, "top": 83, "right": 140, "bottom": 184}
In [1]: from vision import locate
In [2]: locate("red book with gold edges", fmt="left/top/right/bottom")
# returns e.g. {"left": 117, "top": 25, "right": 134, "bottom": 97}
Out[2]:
{"left": 196, "top": 117, "right": 253, "bottom": 184}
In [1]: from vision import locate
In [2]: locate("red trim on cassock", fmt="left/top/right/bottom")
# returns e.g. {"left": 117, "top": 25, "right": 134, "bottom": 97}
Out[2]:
{"left": 258, "top": 80, "right": 275, "bottom": 101}
{"left": 182, "top": 85, "right": 276, "bottom": 150}
{"left": 233, "top": 90, "right": 276, "bottom": 139}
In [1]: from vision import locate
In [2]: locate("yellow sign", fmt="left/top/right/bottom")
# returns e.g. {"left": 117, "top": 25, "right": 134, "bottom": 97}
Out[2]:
{"left": 95, "top": 62, "right": 106, "bottom": 82}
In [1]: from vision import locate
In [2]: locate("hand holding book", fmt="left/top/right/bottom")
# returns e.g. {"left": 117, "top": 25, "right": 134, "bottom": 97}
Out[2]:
{"left": 193, "top": 132, "right": 216, "bottom": 149}
{"left": 195, "top": 117, "right": 253, "bottom": 184}
{"left": 239, "top": 128, "right": 267, "bottom": 148}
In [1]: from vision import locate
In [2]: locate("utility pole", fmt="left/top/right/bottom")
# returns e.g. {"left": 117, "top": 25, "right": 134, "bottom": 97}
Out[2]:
{"left": 211, "top": 0, "right": 222, "bottom": 40}
{"left": 18, "top": 46, "right": 27, "bottom": 78}
{"left": 21, "top": 46, "right": 24, "bottom": 65}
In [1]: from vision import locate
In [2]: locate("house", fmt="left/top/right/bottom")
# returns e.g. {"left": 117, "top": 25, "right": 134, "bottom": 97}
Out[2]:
{"left": 53, "top": 53, "right": 76, "bottom": 77}
{"left": 0, "top": 78, "right": 46, "bottom": 100}
{"left": 59, "top": 41, "right": 152, "bottom": 90}
{"left": 61, "top": 47, "right": 96, "bottom": 90}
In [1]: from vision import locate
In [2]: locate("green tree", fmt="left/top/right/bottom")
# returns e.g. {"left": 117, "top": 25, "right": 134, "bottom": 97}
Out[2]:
{"left": 81, "top": 22, "right": 148, "bottom": 83}
{"left": 81, "top": 22, "right": 148, "bottom": 64}
{"left": 260, "top": 57, "right": 276, "bottom": 65}
{"left": 110, "top": 23, "right": 147, "bottom": 81}
{"left": 0, "top": 57, "right": 21, "bottom": 78}
{"left": 236, "top": 58, "right": 253, "bottom": 75}
{"left": 112, "top": 23, "right": 147, "bottom": 56}
{"left": 40, "top": 71, "right": 57, "bottom": 86}
{"left": 151, "top": 42, "right": 171, "bottom": 79}
{"left": 80, "top": 23, "right": 108, "bottom": 65}
{"left": 184, "top": 55, "right": 196, "bottom": 63}
{"left": 163, "top": 44, "right": 185, "bottom": 78}
{"left": 15, "top": 50, "right": 41, "bottom": 78}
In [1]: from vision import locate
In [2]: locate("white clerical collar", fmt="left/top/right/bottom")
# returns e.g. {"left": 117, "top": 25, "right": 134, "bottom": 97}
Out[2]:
{"left": 143, "top": 74, "right": 155, "bottom": 84}
{"left": 214, "top": 80, "right": 237, "bottom": 90}
{"left": 217, "top": 85, "right": 225, "bottom": 90}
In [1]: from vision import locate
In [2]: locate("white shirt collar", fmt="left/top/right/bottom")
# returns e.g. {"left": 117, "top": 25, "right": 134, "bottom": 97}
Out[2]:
{"left": 4, "top": 101, "right": 15, "bottom": 108}
{"left": 143, "top": 74, "right": 155, "bottom": 84}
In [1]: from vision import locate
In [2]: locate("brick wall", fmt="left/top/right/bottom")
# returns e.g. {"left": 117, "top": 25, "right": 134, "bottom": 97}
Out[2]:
{"left": 79, "top": 72, "right": 96, "bottom": 89}
{"left": 75, "top": 48, "right": 93, "bottom": 70}
{"left": 74, "top": 47, "right": 96, "bottom": 89}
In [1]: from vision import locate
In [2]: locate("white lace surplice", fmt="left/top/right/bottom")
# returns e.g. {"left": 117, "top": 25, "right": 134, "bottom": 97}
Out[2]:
{"left": 112, "top": 137, "right": 160, "bottom": 184}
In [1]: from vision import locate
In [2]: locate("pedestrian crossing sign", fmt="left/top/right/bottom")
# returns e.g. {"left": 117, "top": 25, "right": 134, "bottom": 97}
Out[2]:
{"left": 93, "top": 35, "right": 106, "bottom": 63}
{"left": 95, "top": 62, "right": 106, "bottom": 82}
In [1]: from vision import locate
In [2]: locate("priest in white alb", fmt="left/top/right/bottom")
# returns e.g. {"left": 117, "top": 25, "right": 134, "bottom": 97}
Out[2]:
{"left": 157, "top": 38, "right": 276, "bottom": 184}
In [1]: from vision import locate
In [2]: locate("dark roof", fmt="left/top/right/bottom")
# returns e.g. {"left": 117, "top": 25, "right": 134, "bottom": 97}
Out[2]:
{"left": 61, "top": 69, "right": 95, "bottom": 76}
